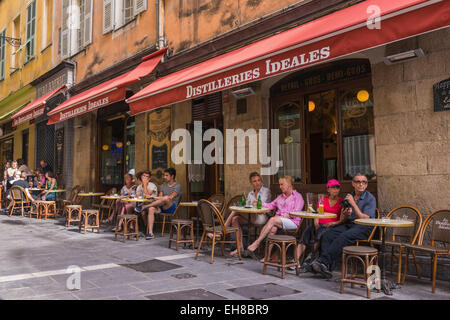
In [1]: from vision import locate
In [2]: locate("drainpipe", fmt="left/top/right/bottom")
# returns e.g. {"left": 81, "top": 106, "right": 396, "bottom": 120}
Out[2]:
{"left": 156, "top": 0, "right": 165, "bottom": 51}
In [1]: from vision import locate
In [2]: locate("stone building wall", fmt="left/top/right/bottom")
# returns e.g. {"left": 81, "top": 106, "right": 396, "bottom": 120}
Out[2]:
{"left": 373, "top": 28, "right": 450, "bottom": 217}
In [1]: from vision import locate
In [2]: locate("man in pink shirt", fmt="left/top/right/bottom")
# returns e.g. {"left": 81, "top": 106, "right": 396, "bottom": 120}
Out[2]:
{"left": 245, "top": 176, "right": 304, "bottom": 259}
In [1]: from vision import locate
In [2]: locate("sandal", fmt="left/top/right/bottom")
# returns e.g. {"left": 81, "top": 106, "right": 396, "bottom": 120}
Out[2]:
{"left": 244, "top": 249, "right": 259, "bottom": 260}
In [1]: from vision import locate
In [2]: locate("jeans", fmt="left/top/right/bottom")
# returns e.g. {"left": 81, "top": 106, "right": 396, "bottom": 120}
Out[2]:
{"left": 318, "top": 222, "right": 373, "bottom": 271}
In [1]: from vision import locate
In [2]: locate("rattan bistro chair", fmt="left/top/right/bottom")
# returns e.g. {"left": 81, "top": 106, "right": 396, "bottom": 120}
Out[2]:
{"left": 9, "top": 186, "right": 32, "bottom": 216}
{"left": 158, "top": 196, "right": 182, "bottom": 236}
{"left": 370, "top": 206, "right": 423, "bottom": 284}
{"left": 195, "top": 199, "right": 242, "bottom": 264}
{"left": 401, "top": 209, "right": 450, "bottom": 293}
{"left": 93, "top": 188, "right": 117, "bottom": 222}
{"left": 208, "top": 194, "right": 225, "bottom": 214}
{"left": 62, "top": 185, "right": 81, "bottom": 215}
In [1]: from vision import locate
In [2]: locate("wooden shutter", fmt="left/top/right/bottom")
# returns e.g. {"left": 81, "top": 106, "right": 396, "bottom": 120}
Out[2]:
{"left": 103, "top": 0, "right": 114, "bottom": 34}
{"left": 134, "top": 0, "right": 147, "bottom": 15}
{"left": 61, "top": 0, "right": 71, "bottom": 58}
{"left": 83, "top": 0, "right": 93, "bottom": 46}
{"left": 192, "top": 92, "right": 222, "bottom": 121}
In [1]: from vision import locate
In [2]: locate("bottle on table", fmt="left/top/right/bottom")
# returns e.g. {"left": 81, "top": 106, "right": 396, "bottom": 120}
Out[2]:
{"left": 240, "top": 194, "right": 245, "bottom": 207}
{"left": 257, "top": 195, "right": 262, "bottom": 210}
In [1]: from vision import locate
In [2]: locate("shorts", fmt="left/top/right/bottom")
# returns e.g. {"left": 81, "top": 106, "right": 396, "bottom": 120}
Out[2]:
{"left": 160, "top": 202, "right": 177, "bottom": 214}
{"left": 280, "top": 217, "right": 298, "bottom": 230}
{"left": 45, "top": 193, "right": 56, "bottom": 200}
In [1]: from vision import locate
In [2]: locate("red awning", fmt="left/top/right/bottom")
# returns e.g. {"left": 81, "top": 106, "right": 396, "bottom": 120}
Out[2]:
{"left": 47, "top": 48, "right": 166, "bottom": 124}
{"left": 127, "top": 0, "right": 450, "bottom": 115}
{"left": 11, "top": 85, "right": 66, "bottom": 126}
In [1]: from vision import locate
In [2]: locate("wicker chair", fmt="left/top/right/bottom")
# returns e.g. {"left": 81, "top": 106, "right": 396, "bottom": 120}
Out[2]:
{"left": 195, "top": 199, "right": 242, "bottom": 264}
{"left": 207, "top": 194, "right": 225, "bottom": 214}
{"left": 9, "top": 186, "right": 32, "bottom": 216}
{"left": 62, "top": 185, "right": 81, "bottom": 214}
{"left": 93, "top": 188, "right": 117, "bottom": 222}
{"left": 370, "top": 206, "right": 423, "bottom": 284}
{"left": 401, "top": 209, "right": 450, "bottom": 293}
{"left": 158, "top": 196, "right": 182, "bottom": 236}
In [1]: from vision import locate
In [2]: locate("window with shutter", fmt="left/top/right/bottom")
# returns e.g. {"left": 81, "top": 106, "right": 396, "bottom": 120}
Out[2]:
{"left": 61, "top": 0, "right": 71, "bottom": 58}
{"left": 134, "top": 0, "right": 147, "bottom": 15}
{"left": 83, "top": 0, "right": 93, "bottom": 46}
{"left": 25, "top": 1, "right": 36, "bottom": 62}
{"left": 123, "top": 0, "right": 134, "bottom": 24}
{"left": 77, "top": 0, "right": 85, "bottom": 51}
{"left": 192, "top": 92, "right": 222, "bottom": 121}
{"left": 103, "top": 0, "right": 114, "bottom": 34}
{"left": 0, "top": 29, "right": 5, "bottom": 80}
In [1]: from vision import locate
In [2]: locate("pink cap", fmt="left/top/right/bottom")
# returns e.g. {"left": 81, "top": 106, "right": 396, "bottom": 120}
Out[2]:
{"left": 326, "top": 179, "right": 341, "bottom": 188}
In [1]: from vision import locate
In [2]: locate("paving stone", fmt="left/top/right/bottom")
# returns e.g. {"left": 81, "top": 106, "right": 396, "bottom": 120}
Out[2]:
{"left": 146, "top": 288, "right": 227, "bottom": 300}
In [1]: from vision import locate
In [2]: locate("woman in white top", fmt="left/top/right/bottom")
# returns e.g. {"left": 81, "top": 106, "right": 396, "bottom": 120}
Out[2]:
{"left": 3, "top": 161, "right": 11, "bottom": 190}
{"left": 103, "top": 173, "right": 136, "bottom": 224}
{"left": 224, "top": 172, "right": 271, "bottom": 256}
{"left": 6, "top": 161, "right": 19, "bottom": 190}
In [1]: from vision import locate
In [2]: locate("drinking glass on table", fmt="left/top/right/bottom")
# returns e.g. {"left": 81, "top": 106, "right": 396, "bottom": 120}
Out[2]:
{"left": 306, "top": 192, "right": 314, "bottom": 212}
{"left": 318, "top": 194, "right": 325, "bottom": 213}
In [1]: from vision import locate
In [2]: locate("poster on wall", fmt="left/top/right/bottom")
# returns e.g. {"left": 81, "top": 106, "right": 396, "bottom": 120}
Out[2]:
{"left": 149, "top": 107, "right": 171, "bottom": 185}
{"left": 55, "top": 128, "right": 64, "bottom": 177}
{"left": 433, "top": 78, "right": 450, "bottom": 112}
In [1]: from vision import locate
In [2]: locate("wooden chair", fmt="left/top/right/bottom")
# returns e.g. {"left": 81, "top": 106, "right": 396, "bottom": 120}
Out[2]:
{"left": 9, "top": 186, "right": 32, "bottom": 216}
{"left": 169, "top": 217, "right": 195, "bottom": 251}
{"left": 195, "top": 199, "right": 242, "bottom": 264}
{"left": 340, "top": 245, "right": 380, "bottom": 298}
{"left": 263, "top": 234, "right": 299, "bottom": 279}
{"left": 401, "top": 209, "right": 450, "bottom": 293}
{"left": 79, "top": 209, "right": 100, "bottom": 234}
{"left": 65, "top": 205, "right": 82, "bottom": 227}
{"left": 114, "top": 214, "right": 139, "bottom": 242}
{"left": 93, "top": 187, "right": 117, "bottom": 222}
{"left": 207, "top": 194, "right": 225, "bottom": 214}
{"left": 29, "top": 200, "right": 42, "bottom": 219}
{"left": 222, "top": 195, "right": 243, "bottom": 223}
{"left": 370, "top": 206, "right": 423, "bottom": 284}
{"left": 62, "top": 185, "right": 81, "bottom": 215}
{"left": 39, "top": 201, "right": 58, "bottom": 220}
{"left": 158, "top": 196, "right": 182, "bottom": 237}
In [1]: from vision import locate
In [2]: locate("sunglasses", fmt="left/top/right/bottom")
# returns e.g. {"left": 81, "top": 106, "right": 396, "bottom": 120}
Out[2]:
{"left": 353, "top": 180, "right": 368, "bottom": 185}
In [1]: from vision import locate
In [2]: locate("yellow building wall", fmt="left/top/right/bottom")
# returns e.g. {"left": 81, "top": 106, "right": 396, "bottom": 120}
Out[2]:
{"left": 165, "top": 0, "right": 306, "bottom": 53}
{"left": 13, "top": 122, "right": 36, "bottom": 170}
{"left": 0, "top": 0, "right": 54, "bottom": 103}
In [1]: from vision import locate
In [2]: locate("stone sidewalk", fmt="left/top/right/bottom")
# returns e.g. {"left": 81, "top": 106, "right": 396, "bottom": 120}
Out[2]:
{"left": 0, "top": 213, "right": 448, "bottom": 300}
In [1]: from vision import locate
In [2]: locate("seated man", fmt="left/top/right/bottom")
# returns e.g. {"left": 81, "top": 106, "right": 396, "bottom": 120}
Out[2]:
{"left": 311, "top": 173, "right": 376, "bottom": 279}
{"left": 245, "top": 176, "right": 304, "bottom": 259}
{"left": 141, "top": 168, "right": 181, "bottom": 240}
{"left": 224, "top": 171, "right": 271, "bottom": 256}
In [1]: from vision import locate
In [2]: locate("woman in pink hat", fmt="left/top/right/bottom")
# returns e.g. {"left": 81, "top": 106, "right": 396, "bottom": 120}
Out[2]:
{"left": 295, "top": 179, "right": 344, "bottom": 269}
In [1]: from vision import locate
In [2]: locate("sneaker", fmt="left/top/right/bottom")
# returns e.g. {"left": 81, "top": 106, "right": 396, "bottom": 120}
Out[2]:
{"left": 311, "top": 260, "right": 333, "bottom": 279}
{"left": 145, "top": 233, "right": 154, "bottom": 240}
{"left": 134, "top": 207, "right": 142, "bottom": 213}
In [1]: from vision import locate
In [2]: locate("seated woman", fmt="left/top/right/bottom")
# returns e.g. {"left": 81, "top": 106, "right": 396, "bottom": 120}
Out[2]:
{"left": 245, "top": 176, "right": 304, "bottom": 260}
{"left": 296, "top": 179, "right": 343, "bottom": 268}
{"left": 112, "top": 172, "right": 142, "bottom": 232}
{"left": 41, "top": 171, "right": 57, "bottom": 201}
{"left": 103, "top": 173, "right": 136, "bottom": 224}
{"left": 224, "top": 172, "right": 271, "bottom": 256}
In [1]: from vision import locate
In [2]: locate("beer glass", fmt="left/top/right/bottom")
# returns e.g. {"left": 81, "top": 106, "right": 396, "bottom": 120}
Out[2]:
{"left": 318, "top": 194, "right": 325, "bottom": 213}
{"left": 306, "top": 193, "right": 314, "bottom": 212}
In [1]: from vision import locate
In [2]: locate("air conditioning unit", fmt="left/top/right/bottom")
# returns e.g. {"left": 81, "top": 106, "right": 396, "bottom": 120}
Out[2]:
{"left": 231, "top": 87, "right": 255, "bottom": 99}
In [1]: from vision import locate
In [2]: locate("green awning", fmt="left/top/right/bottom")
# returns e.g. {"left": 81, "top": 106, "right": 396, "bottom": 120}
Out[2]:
{"left": 0, "top": 102, "right": 29, "bottom": 120}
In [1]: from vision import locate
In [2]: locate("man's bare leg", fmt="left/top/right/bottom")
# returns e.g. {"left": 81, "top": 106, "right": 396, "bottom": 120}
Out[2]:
{"left": 247, "top": 216, "right": 283, "bottom": 252}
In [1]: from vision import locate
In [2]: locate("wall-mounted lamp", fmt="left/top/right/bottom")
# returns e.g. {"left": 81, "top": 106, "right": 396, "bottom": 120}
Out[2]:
{"left": 384, "top": 48, "right": 424, "bottom": 65}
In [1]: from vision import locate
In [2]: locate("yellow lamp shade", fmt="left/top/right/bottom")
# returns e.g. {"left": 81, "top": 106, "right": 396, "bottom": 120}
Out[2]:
{"left": 357, "top": 90, "right": 370, "bottom": 102}
{"left": 102, "top": 145, "right": 109, "bottom": 151}
{"left": 308, "top": 101, "right": 315, "bottom": 112}
{"left": 116, "top": 142, "right": 123, "bottom": 148}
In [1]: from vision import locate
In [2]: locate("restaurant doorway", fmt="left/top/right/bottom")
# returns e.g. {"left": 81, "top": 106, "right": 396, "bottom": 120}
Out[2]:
{"left": 187, "top": 92, "right": 224, "bottom": 201}
{"left": 98, "top": 114, "right": 135, "bottom": 192}
{"left": 0, "top": 136, "right": 14, "bottom": 169}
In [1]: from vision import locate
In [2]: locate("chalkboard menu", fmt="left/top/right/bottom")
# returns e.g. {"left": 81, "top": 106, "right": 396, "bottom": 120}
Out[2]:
{"left": 434, "top": 78, "right": 450, "bottom": 112}
{"left": 152, "top": 144, "right": 168, "bottom": 171}
{"left": 55, "top": 128, "right": 64, "bottom": 176}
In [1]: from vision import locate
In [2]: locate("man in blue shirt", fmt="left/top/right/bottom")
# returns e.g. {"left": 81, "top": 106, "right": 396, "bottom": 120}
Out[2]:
{"left": 312, "top": 173, "right": 376, "bottom": 278}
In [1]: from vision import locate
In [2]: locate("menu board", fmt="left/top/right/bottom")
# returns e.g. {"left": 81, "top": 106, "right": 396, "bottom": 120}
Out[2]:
{"left": 55, "top": 128, "right": 64, "bottom": 176}
{"left": 434, "top": 78, "right": 450, "bottom": 112}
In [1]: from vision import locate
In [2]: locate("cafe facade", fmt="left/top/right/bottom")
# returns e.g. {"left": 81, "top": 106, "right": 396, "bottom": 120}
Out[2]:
{"left": 128, "top": 0, "right": 450, "bottom": 218}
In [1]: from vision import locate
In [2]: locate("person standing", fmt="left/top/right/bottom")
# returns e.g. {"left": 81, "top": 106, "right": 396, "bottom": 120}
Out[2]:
{"left": 39, "top": 160, "right": 53, "bottom": 175}
{"left": 311, "top": 173, "right": 376, "bottom": 278}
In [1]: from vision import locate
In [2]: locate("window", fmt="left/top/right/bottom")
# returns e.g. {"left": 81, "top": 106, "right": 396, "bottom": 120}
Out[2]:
{"left": 103, "top": 0, "right": 147, "bottom": 34}
{"left": 11, "top": 16, "right": 21, "bottom": 72}
{"left": 25, "top": 1, "right": 36, "bottom": 62}
{"left": 275, "top": 101, "right": 302, "bottom": 182}
{"left": 42, "top": 0, "right": 53, "bottom": 50}
{"left": 22, "top": 129, "right": 29, "bottom": 165}
{"left": 60, "top": 0, "right": 92, "bottom": 59}
{"left": 0, "top": 29, "right": 5, "bottom": 80}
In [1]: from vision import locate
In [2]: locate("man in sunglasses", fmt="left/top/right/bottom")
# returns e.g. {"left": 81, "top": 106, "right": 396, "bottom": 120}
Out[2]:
{"left": 312, "top": 173, "right": 376, "bottom": 279}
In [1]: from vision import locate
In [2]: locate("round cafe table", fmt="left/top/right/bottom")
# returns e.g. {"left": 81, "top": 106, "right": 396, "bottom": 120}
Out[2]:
{"left": 78, "top": 192, "right": 105, "bottom": 209}
{"left": 354, "top": 218, "right": 414, "bottom": 295}
{"left": 289, "top": 211, "right": 337, "bottom": 261}
{"left": 229, "top": 206, "right": 271, "bottom": 243}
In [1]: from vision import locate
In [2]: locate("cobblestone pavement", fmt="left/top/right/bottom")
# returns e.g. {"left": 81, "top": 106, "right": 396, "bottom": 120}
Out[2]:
{"left": 0, "top": 213, "right": 449, "bottom": 300}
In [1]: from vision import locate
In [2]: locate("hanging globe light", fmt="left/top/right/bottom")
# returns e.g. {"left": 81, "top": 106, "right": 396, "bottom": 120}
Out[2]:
{"left": 308, "top": 100, "right": 316, "bottom": 112}
{"left": 357, "top": 90, "right": 370, "bottom": 102}
{"left": 102, "top": 145, "right": 109, "bottom": 151}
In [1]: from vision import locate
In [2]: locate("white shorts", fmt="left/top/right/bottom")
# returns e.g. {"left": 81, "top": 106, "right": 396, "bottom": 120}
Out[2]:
{"left": 253, "top": 213, "right": 268, "bottom": 225}
{"left": 280, "top": 217, "right": 298, "bottom": 230}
